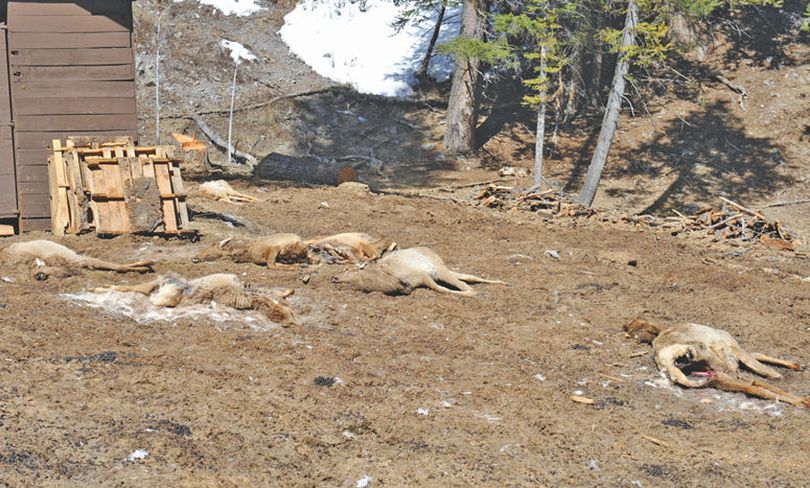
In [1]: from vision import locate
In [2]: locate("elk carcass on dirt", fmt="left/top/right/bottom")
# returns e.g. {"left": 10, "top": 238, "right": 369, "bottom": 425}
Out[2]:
{"left": 199, "top": 180, "right": 260, "bottom": 203}
{"left": 93, "top": 273, "right": 298, "bottom": 326}
{"left": 5, "top": 240, "right": 154, "bottom": 280}
{"left": 192, "top": 234, "right": 312, "bottom": 268}
{"left": 334, "top": 247, "right": 505, "bottom": 296}
{"left": 626, "top": 319, "right": 809, "bottom": 408}
{"left": 305, "top": 232, "right": 395, "bottom": 263}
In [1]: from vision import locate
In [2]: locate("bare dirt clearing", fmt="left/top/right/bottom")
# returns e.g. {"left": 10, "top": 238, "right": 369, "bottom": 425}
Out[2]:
{"left": 1, "top": 183, "right": 809, "bottom": 485}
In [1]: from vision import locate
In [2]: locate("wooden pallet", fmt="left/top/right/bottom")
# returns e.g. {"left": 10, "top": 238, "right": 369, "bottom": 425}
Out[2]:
{"left": 48, "top": 138, "right": 191, "bottom": 236}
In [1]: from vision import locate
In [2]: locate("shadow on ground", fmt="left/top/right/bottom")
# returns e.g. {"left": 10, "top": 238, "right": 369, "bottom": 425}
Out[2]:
{"left": 613, "top": 99, "right": 792, "bottom": 213}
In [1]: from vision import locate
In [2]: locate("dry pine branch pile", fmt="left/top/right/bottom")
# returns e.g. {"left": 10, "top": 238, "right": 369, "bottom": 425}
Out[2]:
{"left": 474, "top": 185, "right": 801, "bottom": 251}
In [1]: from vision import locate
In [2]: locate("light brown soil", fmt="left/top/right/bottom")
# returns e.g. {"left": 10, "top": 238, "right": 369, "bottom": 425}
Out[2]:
{"left": 1, "top": 183, "right": 809, "bottom": 486}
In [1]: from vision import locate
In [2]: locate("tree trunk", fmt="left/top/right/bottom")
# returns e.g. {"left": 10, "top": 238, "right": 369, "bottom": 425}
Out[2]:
{"left": 254, "top": 153, "right": 358, "bottom": 187}
{"left": 533, "top": 46, "right": 547, "bottom": 188}
{"left": 443, "top": 0, "right": 490, "bottom": 156}
{"left": 577, "top": 0, "right": 638, "bottom": 207}
{"left": 417, "top": 3, "right": 447, "bottom": 83}
{"left": 563, "top": 52, "right": 579, "bottom": 121}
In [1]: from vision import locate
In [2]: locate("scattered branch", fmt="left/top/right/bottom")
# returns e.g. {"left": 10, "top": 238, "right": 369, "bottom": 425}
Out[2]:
{"left": 189, "top": 115, "right": 257, "bottom": 165}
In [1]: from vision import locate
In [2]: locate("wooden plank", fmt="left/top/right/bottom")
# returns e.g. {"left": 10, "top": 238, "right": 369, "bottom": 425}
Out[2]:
{"left": 12, "top": 81, "right": 136, "bottom": 99}
{"left": 12, "top": 65, "right": 134, "bottom": 83}
{"left": 170, "top": 161, "right": 189, "bottom": 228}
{"left": 19, "top": 200, "right": 51, "bottom": 214}
{"left": 19, "top": 217, "right": 51, "bottom": 231}
{"left": 17, "top": 164, "right": 48, "bottom": 183}
{"left": 10, "top": 15, "right": 133, "bottom": 33}
{"left": 0, "top": 27, "right": 17, "bottom": 219}
{"left": 0, "top": 224, "right": 14, "bottom": 236}
{"left": 19, "top": 181, "right": 49, "bottom": 194}
{"left": 9, "top": 1, "right": 132, "bottom": 17}
{"left": 13, "top": 97, "right": 136, "bottom": 116}
{"left": 9, "top": 48, "right": 134, "bottom": 66}
{"left": 48, "top": 147, "right": 64, "bottom": 235}
{"left": 15, "top": 130, "right": 137, "bottom": 150}
{"left": 10, "top": 32, "right": 131, "bottom": 50}
{"left": 16, "top": 114, "right": 137, "bottom": 131}
{"left": 0, "top": 176, "right": 18, "bottom": 215}
{"left": 154, "top": 161, "right": 177, "bottom": 232}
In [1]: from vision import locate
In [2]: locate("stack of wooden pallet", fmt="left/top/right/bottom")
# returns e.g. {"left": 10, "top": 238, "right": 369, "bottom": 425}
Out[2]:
{"left": 48, "top": 137, "right": 191, "bottom": 236}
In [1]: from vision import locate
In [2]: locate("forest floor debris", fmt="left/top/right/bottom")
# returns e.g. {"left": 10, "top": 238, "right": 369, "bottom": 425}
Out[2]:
{"left": 472, "top": 184, "right": 803, "bottom": 252}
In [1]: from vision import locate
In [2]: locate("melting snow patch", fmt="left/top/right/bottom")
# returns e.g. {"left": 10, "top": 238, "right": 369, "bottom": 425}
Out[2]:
{"left": 127, "top": 449, "right": 149, "bottom": 462}
{"left": 644, "top": 371, "right": 785, "bottom": 416}
{"left": 280, "top": 0, "right": 460, "bottom": 97}
{"left": 62, "top": 290, "right": 281, "bottom": 331}
{"left": 356, "top": 476, "right": 373, "bottom": 488}
{"left": 178, "top": 0, "right": 264, "bottom": 16}
{"left": 220, "top": 40, "right": 258, "bottom": 64}
{"left": 479, "top": 413, "right": 501, "bottom": 423}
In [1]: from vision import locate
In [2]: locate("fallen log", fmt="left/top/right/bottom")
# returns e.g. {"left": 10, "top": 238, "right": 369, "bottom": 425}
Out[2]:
{"left": 254, "top": 153, "right": 358, "bottom": 187}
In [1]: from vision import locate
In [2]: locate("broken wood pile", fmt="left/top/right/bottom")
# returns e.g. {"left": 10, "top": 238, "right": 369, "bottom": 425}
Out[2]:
{"left": 627, "top": 197, "right": 801, "bottom": 250}
{"left": 473, "top": 184, "right": 800, "bottom": 251}
{"left": 474, "top": 185, "right": 596, "bottom": 217}
{"left": 48, "top": 137, "right": 191, "bottom": 236}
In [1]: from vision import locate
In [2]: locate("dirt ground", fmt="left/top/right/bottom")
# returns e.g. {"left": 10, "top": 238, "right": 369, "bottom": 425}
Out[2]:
{"left": 1, "top": 182, "right": 809, "bottom": 486}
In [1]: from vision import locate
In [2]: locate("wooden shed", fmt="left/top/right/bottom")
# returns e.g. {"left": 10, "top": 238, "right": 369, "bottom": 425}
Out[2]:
{"left": 0, "top": 0, "right": 138, "bottom": 232}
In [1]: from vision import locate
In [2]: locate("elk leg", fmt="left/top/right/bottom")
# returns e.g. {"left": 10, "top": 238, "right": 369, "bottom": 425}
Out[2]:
{"left": 733, "top": 347, "right": 783, "bottom": 379}
{"left": 435, "top": 270, "right": 476, "bottom": 294}
{"left": 752, "top": 353, "right": 802, "bottom": 371}
{"left": 710, "top": 372, "right": 810, "bottom": 408}
{"left": 84, "top": 256, "right": 154, "bottom": 273}
{"left": 419, "top": 274, "right": 476, "bottom": 297}
{"left": 93, "top": 280, "right": 160, "bottom": 296}
{"left": 451, "top": 272, "right": 507, "bottom": 285}
{"left": 230, "top": 192, "right": 259, "bottom": 203}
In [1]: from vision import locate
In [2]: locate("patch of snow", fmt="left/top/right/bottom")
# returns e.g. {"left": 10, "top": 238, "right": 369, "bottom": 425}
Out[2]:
{"left": 356, "top": 475, "right": 373, "bottom": 488}
{"left": 127, "top": 449, "right": 149, "bottom": 462}
{"left": 62, "top": 291, "right": 282, "bottom": 330}
{"left": 177, "top": 0, "right": 264, "bottom": 16}
{"left": 479, "top": 413, "right": 501, "bottom": 423}
{"left": 280, "top": 0, "right": 460, "bottom": 97}
{"left": 644, "top": 371, "right": 785, "bottom": 416}
{"left": 220, "top": 40, "right": 258, "bottom": 64}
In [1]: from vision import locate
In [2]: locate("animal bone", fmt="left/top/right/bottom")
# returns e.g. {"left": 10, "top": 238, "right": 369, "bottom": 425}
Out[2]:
{"left": 334, "top": 247, "right": 506, "bottom": 296}
{"left": 200, "top": 180, "right": 260, "bottom": 204}
{"left": 304, "top": 232, "right": 395, "bottom": 263}
{"left": 93, "top": 273, "right": 298, "bottom": 326}
{"left": 626, "top": 319, "right": 809, "bottom": 408}
{"left": 5, "top": 240, "right": 154, "bottom": 278}
{"left": 192, "top": 233, "right": 311, "bottom": 268}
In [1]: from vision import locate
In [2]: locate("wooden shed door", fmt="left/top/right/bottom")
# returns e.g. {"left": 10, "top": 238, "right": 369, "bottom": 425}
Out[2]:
{"left": 7, "top": 0, "right": 138, "bottom": 231}
{"left": 0, "top": 24, "right": 17, "bottom": 220}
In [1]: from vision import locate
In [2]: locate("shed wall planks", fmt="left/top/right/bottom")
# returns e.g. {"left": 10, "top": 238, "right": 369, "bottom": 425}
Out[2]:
{"left": 6, "top": 0, "right": 138, "bottom": 230}
{"left": 0, "top": 25, "right": 18, "bottom": 219}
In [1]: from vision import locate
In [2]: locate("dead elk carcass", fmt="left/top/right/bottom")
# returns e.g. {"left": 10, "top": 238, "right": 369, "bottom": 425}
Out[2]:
{"left": 5, "top": 240, "right": 154, "bottom": 280}
{"left": 334, "top": 247, "right": 506, "bottom": 296}
{"left": 192, "top": 234, "right": 312, "bottom": 268}
{"left": 199, "top": 180, "right": 260, "bottom": 204}
{"left": 626, "top": 319, "right": 809, "bottom": 408}
{"left": 93, "top": 273, "right": 298, "bottom": 327}
{"left": 305, "top": 232, "right": 395, "bottom": 264}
